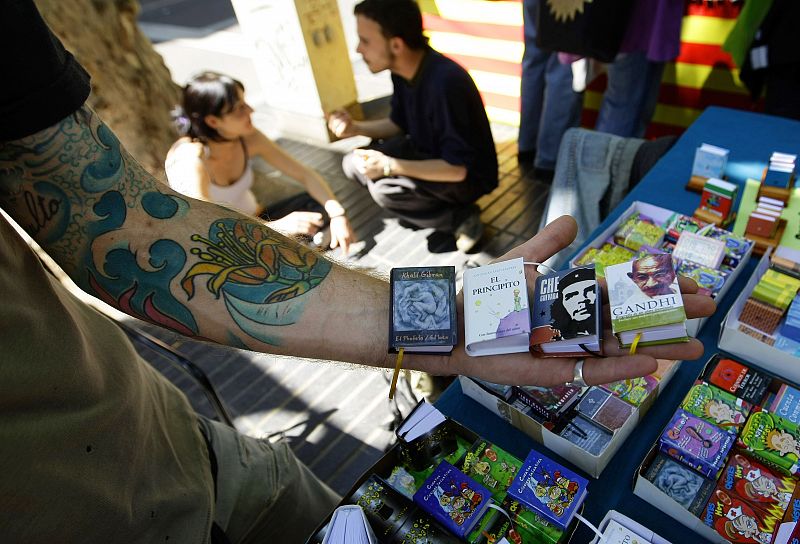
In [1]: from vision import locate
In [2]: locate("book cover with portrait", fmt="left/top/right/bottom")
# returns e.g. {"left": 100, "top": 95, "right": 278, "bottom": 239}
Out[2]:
{"left": 739, "top": 408, "right": 800, "bottom": 477}
{"left": 389, "top": 266, "right": 457, "bottom": 353}
{"left": 605, "top": 254, "right": 687, "bottom": 347}
{"left": 529, "top": 265, "right": 601, "bottom": 356}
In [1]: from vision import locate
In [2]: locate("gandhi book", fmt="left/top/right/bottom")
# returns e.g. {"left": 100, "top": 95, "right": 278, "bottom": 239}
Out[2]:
{"left": 605, "top": 254, "right": 687, "bottom": 347}
{"left": 463, "top": 258, "right": 531, "bottom": 356}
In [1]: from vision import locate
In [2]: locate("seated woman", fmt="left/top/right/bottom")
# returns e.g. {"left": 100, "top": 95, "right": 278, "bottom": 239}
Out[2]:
{"left": 166, "top": 71, "right": 354, "bottom": 254}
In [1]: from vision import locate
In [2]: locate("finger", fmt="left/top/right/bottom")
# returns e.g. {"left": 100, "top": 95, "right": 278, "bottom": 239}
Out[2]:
{"left": 677, "top": 275, "right": 699, "bottom": 295}
{"left": 498, "top": 215, "right": 578, "bottom": 265}
{"left": 601, "top": 329, "right": 706, "bottom": 360}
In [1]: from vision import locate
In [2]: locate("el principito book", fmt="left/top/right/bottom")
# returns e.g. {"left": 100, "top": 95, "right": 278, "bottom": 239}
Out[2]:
{"left": 605, "top": 254, "right": 687, "bottom": 348}
{"left": 529, "top": 265, "right": 602, "bottom": 356}
{"left": 463, "top": 258, "right": 531, "bottom": 356}
{"left": 389, "top": 266, "right": 457, "bottom": 354}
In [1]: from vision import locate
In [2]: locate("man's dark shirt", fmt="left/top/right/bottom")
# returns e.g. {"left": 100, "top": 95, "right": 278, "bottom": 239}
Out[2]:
{"left": 389, "top": 48, "right": 498, "bottom": 195}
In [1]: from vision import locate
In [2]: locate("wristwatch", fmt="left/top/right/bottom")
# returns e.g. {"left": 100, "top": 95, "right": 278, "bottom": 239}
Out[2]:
{"left": 566, "top": 358, "right": 588, "bottom": 388}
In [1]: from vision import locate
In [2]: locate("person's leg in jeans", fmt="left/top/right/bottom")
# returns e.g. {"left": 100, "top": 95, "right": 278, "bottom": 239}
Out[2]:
{"left": 595, "top": 51, "right": 665, "bottom": 138}
{"left": 518, "top": 0, "right": 582, "bottom": 171}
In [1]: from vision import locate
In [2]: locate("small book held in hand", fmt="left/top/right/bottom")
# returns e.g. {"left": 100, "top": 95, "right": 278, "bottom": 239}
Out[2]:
{"left": 412, "top": 460, "right": 493, "bottom": 538}
{"left": 605, "top": 254, "right": 687, "bottom": 348}
{"left": 507, "top": 448, "right": 588, "bottom": 531}
{"left": 463, "top": 257, "right": 531, "bottom": 356}
{"left": 529, "top": 266, "right": 602, "bottom": 356}
{"left": 389, "top": 266, "right": 457, "bottom": 353}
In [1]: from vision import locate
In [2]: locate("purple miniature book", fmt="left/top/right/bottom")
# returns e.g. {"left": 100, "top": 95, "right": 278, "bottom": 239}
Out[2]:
{"left": 412, "top": 460, "right": 492, "bottom": 538}
{"left": 507, "top": 449, "right": 588, "bottom": 531}
{"left": 658, "top": 408, "right": 736, "bottom": 478}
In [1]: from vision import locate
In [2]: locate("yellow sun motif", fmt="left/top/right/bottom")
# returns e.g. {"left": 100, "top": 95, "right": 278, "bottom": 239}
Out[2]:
{"left": 546, "top": 0, "right": 593, "bottom": 22}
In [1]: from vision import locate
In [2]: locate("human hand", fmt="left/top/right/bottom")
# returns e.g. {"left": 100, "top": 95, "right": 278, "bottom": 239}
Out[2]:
{"left": 329, "top": 215, "right": 355, "bottom": 256}
{"left": 353, "top": 149, "right": 391, "bottom": 181}
{"left": 443, "top": 215, "right": 716, "bottom": 387}
{"left": 327, "top": 110, "right": 357, "bottom": 138}
{"left": 267, "top": 211, "right": 324, "bottom": 236}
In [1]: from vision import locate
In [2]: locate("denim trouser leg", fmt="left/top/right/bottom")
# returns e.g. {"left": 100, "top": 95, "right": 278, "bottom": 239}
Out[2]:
{"left": 518, "top": 0, "right": 582, "bottom": 169}
{"left": 595, "top": 51, "right": 666, "bottom": 138}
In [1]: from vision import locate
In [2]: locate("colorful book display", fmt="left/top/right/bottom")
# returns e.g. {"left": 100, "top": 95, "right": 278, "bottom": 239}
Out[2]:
{"left": 463, "top": 258, "right": 531, "bottom": 356}
{"left": 769, "top": 384, "right": 800, "bottom": 424}
{"left": 643, "top": 453, "right": 715, "bottom": 515}
{"left": 529, "top": 266, "right": 602, "bottom": 356}
{"left": 605, "top": 254, "right": 688, "bottom": 347}
{"left": 739, "top": 408, "right": 800, "bottom": 476}
{"left": 763, "top": 151, "right": 796, "bottom": 189}
{"left": 573, "top": 242, "right": 634, "bottom": 278}
{"left": 672, "top": 231, "right": 726, "bottom": 269}
{"left": 460, "top": 440, "right": 522, "bottom": 501}
{"left": 658, "top": 409, "right": 736, "bottom": 479}
{"left": 507, "top": 448, "right": 588, "bottom": 531}
{"left": 692, "top": 143, "right": 729, "bottom": 179}
{"left": 612, "top": 213, "right": 665, "bottom": 252}
{"left": 676, "top": 260, "right": 728, "bottom": 298}
{"left": 698, "top": 177, "right": 738, "bottom": 222}
{"left": 508, "top": 384, "right": 581, "bottom": 425}
{"left": 704, "top": 356, "right": 772, "bottom": 406}
{"left": 746, "top": 196, "right": 785, "bottom": 239}
{"left": 682, "top": 381, "right": 753, "bottom": 433}
{"left": 389, "top": 266, "right": 457, "bottom": 353}
{"left": 702, "top": 486, "right": 783, "bottom": 544}
{"left": 664, "top": 213, "right": 707, "bottom": 242}
{"left": 718, "top": 453, "right": 796, "bottom": 518}
{"left": 413, "top": 461, "right": 493, "bottom": 538}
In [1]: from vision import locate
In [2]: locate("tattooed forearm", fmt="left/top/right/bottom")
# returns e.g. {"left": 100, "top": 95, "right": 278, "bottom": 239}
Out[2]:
{"left": 0, "top": 105, "right": 332, "bottom": 348}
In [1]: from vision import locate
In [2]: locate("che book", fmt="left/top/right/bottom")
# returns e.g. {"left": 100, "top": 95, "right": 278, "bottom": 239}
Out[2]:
{"left": 389, "top": 266, "right": 457, "bottom": 353}
{"left": 529, "top": 265, "right": 602, "bottom": 356}
{"left": 463, "top": 258, "right": 531, "bottom": 356}
{"left": 605, "top": 254, "right": 687, "bottom": 347}
{"left": 507, "top": 448, "right": 588, "bottom": 531}
{"left": 412, "top": 460, "right": 493, "bottom": 538}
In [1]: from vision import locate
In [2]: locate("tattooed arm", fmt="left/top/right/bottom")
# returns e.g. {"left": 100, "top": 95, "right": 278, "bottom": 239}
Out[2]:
{"left": 0, "top": 106, "right": 714, "bottom": 386}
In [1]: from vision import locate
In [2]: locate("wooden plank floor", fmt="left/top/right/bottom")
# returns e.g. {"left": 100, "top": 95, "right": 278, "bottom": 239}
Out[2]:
{"left": 126, "top": 126, "right": 552, "bottom": 495}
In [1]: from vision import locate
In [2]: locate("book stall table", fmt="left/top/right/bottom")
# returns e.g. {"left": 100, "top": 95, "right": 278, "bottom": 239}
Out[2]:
{"left": 437, "top": 107, "right": 800, "bottom": 543}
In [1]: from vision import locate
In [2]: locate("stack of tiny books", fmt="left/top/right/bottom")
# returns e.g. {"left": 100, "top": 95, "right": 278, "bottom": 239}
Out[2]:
{"left": 745, "top": 195, "right": 785, "bottom": 240}
{"left": 763, "top": 151, "right": 796, "bottom": 191}
{"left": 688, "top": 142, "right": 729, "bottom": 191}
{"left": 310, "top": 402, "right": 589, "bottom": 543}
{"left": 642, "top": 353, "right": 800, "bottom": 544}
{"left": 739, "top": 259, "right": 800, "bottom": 340}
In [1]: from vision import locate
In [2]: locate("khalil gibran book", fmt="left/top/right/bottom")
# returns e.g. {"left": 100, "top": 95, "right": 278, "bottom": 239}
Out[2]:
{"left": 529, "top": 266, "right": 602, "bottom": 356}
{"left": 604, "top": 254, "right": 687, "bottom": 348}
{"left": 412, "top": 460, "right": 493, "bottom": 539}
{"left": 389, "top": 266, "right": 457, "bottom": 353}
{"left": 321, "top": 505, "right": 377, "bottom": 544}
{"left": 463, "top": 257, "right": 531, "bottom": 356}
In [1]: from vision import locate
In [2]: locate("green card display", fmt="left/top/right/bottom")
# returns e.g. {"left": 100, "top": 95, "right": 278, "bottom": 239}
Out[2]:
{"left": 732, "top": 178, "right": 800, "bottom": 250}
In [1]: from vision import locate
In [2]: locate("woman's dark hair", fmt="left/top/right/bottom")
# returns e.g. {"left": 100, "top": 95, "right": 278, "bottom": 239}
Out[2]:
{"left": 174, "top": 71, "right": 244, "bottom": 142}
{"left": 354, "top": 0, "right": 427, "bottom": 50}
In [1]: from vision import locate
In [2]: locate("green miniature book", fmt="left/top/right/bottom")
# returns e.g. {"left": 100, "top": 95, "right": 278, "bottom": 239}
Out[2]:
{"left": 739, "top": 407, "right": 800, "bottom": 476}
{"left": 605, "top": 254, "right": 688, "bottom": 347}
{"left": 612, "top": 213, "right": 665, "bottom": 251}
{"left": 501, "top": 496, "right": 564, "bottom": 544}
{"left": 682, "top": 380, "right": 752, "bottom": 433}
{"left": 460, "top": 439, "right": 523, "bottom": 501}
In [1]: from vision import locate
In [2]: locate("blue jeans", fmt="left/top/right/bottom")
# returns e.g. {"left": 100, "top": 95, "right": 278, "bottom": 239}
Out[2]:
{"left": 539, "top": 128, "right": 644, "bottom": 269}
{"left": 595, "top": 51, "right": 665, "bottom": 138}
{"left": 518, "top": 0, "right": 583, "bottom": 170}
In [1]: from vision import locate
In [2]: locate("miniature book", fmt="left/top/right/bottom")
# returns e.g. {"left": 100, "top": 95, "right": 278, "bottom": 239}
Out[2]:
{"left": 692, "top": 143, "right": 729, "bottom": 179}
{"left": 719, "top": 452, "right": 795, "bottom": 517}
{"left": 769, "top": 384, "right": 800, "bottom": 424}
{"left": 389, "top": 266, "right": 457, "bottom": 353}
{"left": 349, "top": 475, "right": 418, "bottom": 541}
{"left": 613, "top": 213, "right": 665, "bottom": 251}
{"left": 507, "top": 448, "right": 588, "bottom": 531}
{"left": 664, "top": 213, "right": 707, "bottom": 242}
{"left": 643, "top": 453, "right": 715, "bottom": 515}
{"left": 605, "top": 254, "right": 687, "bottom": 347}
{"left": 395, "top": 401, "right": 457, "bottom": 472}
{"left": 681, "top": 380, "right": 752, "bottom": 433}
{"left": 501, "top": 496, "right": 564, "bottom": 544}
{"left": 558, "top": 415, "right": 612, "bottom": 456}
{"left": 672, "top": 231, "right": 726, "bottom": 268}
{"left": 699, "top": 177, "right": 737, "bottom": 220}
{"left": 739, "top": 408, "right": 800, "bottom": 476}
{"left": 772, "top": 245, "right": 800, "bottom": 278}
{"left": 699, "top": 224, "right": 752, "bottom": 265}
{"left": 603, "top": 374, "right": 660, "bottom": 407}
{"left": 574, "top": 242, "right": 635, "bottom": 278}
{"left": 529, "top": 266, "right": 602, "bottom": 356}
{"left": 702, "top": 486, "right": 783, "bottom": 544}
{"left": 675, "top": 260, "right": 727, "bottom": 298}
{"left": 412, "top": 460, "right": 493, "bottom": 538}
{"left": 703, "top": 356, "right": 772, "bottom": 405}
{"left": 508, "top": 384, "right": 581, "bottom": 424}
{"left": 575, "top": 386, "right": 634, "bottom": 432}
{"left": 322, "top": 505, "right": 377, "bottom": 544}
{"left": 460, "top": 439, "right": 522, "bottom": 500}
{"left": 764, "top": 151, "right": 796, "bottom": 188}
{"left": 780, "top": 296, "right": 800, "bottom": 343}
{"left": 463, "top": 257, "right": 531, "bottom": 356}
{"left": 658, "top": 408, "right": 736, "bottom": 479}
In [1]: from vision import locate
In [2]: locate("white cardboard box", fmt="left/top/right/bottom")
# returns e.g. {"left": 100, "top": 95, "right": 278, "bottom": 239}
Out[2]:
{"left": 718, "top": 249, "right": 800, "bottom": 383}
{"left": 570, "top": 201, "right": 753, "bottom": 337}
{"left": 589, "top": 509, "right": 673, "bottom": 544}
{"left": 459, "top": 361, "right": 681, "bottom": 478}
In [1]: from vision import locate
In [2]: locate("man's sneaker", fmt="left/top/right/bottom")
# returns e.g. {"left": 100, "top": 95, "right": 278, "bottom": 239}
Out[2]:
{"left": 455, "top": 211, "right": 484, "bottom": 252}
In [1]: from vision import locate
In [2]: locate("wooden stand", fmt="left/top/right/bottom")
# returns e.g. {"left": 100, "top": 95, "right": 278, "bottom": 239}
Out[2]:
{"left": 745, "top": 218, "right": 787, "bottom": 256}
{"left": 686, "top": 175, "right": 708, "bottom": 193}
{"left": 758, "top": 166, "right": 795, "bottom": 204}
{"left": 693, "top": 207, "right": 735, "bottom": 227}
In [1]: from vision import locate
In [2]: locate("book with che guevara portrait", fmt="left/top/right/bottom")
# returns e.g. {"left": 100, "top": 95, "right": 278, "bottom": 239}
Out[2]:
{"left": 529, "top": 265, "right": 602, "bottom": 356}
{"left": 389, "top": 266, "right": 457, "bottom": 353}
{"left": 605, "top": 254, "right": 688, "bottom": 347}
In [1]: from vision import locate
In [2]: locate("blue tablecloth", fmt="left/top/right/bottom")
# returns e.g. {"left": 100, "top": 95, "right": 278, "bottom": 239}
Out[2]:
{"left": 437, "top": 107, "right": 800, "bottom": 542}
